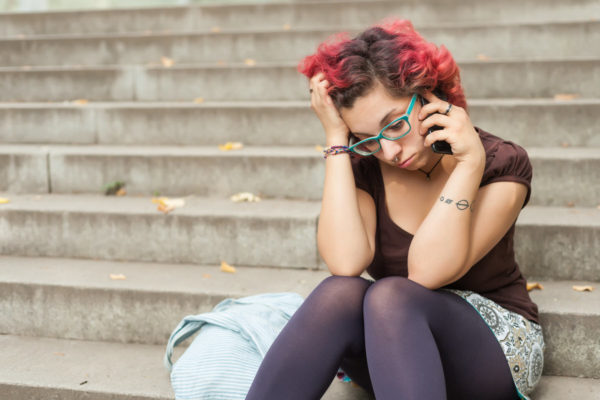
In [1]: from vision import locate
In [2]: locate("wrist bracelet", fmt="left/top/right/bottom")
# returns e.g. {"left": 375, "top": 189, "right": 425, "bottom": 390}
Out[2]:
{"left": 323, "top": 145, "right": 350, "bottom": 159}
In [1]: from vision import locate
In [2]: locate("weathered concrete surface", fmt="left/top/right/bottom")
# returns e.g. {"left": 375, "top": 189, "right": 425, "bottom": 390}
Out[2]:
{"left": 2, "top": 100, "right": 599, "bottom": 148}
{"left": 2, "top": 59, "right": 599, "bottom": 101}
{"left": 2, "top": 0, "right": 599, "bottom": 36}
{"left": 1, "top": 21, "right": 598, "bottom": 67}
{"left": 0, "top": 146, "right": 48, "bottom": 193}
{"left": 0, "top": 193, "right": 321, "bottom": 268}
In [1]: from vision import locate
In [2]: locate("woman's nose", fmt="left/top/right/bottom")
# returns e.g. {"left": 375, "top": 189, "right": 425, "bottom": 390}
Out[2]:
{"left": 379, "top": 138, "right": 402, "bottom": 160}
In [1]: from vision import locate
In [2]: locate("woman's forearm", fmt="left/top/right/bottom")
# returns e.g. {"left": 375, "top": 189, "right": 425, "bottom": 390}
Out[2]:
{"left": 318, "top": 149, "right": 373, "bottom": 276}
{"left": 407, "top": 158, "right": 485, "bottom": 289}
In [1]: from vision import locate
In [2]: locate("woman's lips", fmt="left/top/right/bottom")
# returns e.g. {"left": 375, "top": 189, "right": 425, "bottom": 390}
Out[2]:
{"left": 397, "top": 155, "right": 414, "bottom": 168}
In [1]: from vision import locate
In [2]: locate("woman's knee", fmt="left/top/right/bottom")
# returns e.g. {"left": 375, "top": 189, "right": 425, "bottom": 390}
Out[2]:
{"left": 364, "top": 276, "right": 433, "bottom": 316}
{"left": 306, "top": 275, "right": 372, "bottom": 318}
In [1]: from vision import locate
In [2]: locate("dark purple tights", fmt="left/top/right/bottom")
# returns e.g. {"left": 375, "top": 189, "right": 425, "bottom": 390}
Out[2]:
{"left": 245, "top": 275, "right": 518, "bottom": 400}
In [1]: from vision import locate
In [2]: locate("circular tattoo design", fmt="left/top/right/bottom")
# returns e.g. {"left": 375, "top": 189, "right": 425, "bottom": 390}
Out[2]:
{"left": 456, "top": 199, "right": 469, "bottom": 210}
{"left": 440, "top": 196, "right": 445, "bottom": 202}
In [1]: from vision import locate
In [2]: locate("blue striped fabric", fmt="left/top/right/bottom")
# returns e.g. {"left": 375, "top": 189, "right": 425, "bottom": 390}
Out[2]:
{"left": 164, "top": 292, "right": 305, "bottom": 400}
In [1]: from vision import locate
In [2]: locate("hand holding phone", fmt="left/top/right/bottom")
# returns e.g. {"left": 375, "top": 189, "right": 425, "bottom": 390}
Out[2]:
{"left": 419, "top": 95, "right": 453, "bottom": 155}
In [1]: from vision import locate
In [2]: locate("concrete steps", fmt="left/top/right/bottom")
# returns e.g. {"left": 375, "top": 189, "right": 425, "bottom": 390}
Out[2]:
{"left": 2, "top": 99, "right": 599, "bottom": 148}
{"left": 2, "top": 58, "right": 599, "bottom": 101}
{"left": 3, "top": 334, "right": 598, "bottom": 400}
{"left": 2, "top": 0, "right": 600, "bottom": 36}
{"left": 0, "top": 256, "right": 599, "bottom": 379}
{"left": 1, "top": 145, "right": 599, "bottom": 206}
{"left": 1, "top": 21, "right": 598, "bottom": 67}
{"left": 1, "top": 193, "right": 599, "bottom": 280}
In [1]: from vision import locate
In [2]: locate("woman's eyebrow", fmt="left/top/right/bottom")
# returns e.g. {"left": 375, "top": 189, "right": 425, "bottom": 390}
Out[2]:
{"left": 351, "top": 108, "right": 400, "bottom": 136}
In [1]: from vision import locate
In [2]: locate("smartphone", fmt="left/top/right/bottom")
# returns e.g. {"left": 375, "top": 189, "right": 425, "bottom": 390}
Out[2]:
{"left": 419, "top": 94, "right": 453, "bottom": 155}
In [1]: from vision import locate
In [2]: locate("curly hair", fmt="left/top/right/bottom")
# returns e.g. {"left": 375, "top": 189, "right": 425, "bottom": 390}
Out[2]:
{"left": 297, "top": 19, "right": 466, "bottom": 111}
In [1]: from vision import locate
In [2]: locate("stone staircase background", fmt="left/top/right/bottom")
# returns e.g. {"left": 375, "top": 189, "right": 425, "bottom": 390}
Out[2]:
{"left": 1, "top": 1, "right": 599, "bottom": 398}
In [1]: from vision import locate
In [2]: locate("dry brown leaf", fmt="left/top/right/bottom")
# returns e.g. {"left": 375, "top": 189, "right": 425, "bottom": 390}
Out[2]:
{"left": 211, "top": 26, "right": 221, "bottom": 33}
{"left": 72, "top": 99, "right": 89, "bottom": 105}
{"left": 220, "top": 261, "right": 236, "bottom": 273}
{"left": 566, "top": 201, "right": 575, "bottom": 208}
{"left": 283, "top": 24, "right": 292, "bottom": 31}
{"left": 218, "top": 142, "right": 244, "bottom": 151}
{"left": 244, "top": 58, "right": 257, "bottom": 67}
{"left": 194, "top": 97, "right": 205, "bottom": 104}
{"left": 476, "top": 54, "right": 491, "bottom": 62}
{"left": 116, "top": 188, "right": 127, "bottom": 196}
{"left": 53, "top": 352, "right": 65, "bottom": 356}
{"left": 230, "top": 192, "right": 261, "bottom": 202}
{"left": 560, "top": 142, "right": 570, "bottom": 148}
{"left": 0, "top": 197, "right": 10, "bottom": 204}
{"left": 526, "top": 282, "right": 544, "bottom": 291}
{"left": 553, "top": 93, "right": 579, "bottom": 101}
{"left": 161, "top": 56, "right": 175, "bottom": 67}
{"left": 153, "top": 197, "right": 186, "bottom": 214}
{"left": 572, "top": 285, "right": 594, "bottom": 292}
{"left": 109, "top": 273, "right": 127, "bottom": 280}
{"left": 202, "top": 273, "right": 212, "bottom": 279}
{"left": 216, "top": 60, "right": 227, "bottom": 66}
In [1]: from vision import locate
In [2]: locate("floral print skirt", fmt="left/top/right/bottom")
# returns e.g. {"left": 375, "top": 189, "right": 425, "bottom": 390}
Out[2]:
{"left": 336, "top": 288, "right": 545, "bottom": 399}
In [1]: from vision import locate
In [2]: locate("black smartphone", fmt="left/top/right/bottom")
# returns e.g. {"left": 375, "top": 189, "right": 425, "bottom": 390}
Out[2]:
{"left": 419, "top": 94, "right": 453, "bottom": 155}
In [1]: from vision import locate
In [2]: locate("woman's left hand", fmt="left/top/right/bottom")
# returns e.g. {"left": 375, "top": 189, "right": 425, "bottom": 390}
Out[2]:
{"left": 418, "top": 91, "right": 486, "bottom": 167}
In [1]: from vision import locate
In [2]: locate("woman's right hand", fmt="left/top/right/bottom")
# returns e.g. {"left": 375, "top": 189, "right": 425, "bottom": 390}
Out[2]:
{"left": 309, "top": 72, "right": 350, "bottom": 145}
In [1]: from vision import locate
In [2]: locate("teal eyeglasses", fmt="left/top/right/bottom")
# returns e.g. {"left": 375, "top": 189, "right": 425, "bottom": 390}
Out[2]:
{"left": 348, "top": 93, "right": 418, "bottom": 156}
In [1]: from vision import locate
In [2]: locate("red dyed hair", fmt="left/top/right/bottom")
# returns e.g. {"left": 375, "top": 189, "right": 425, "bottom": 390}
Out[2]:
{"left": 298, "top": 19, "right": 466, "bottom": 110}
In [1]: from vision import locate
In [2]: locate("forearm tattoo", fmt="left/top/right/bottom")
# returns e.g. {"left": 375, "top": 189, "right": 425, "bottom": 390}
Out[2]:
{"left": 439, "top": 195, "right": 474, "bottom": 212}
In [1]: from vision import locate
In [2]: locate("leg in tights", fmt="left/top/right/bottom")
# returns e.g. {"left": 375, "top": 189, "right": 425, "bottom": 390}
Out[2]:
{"left": 245, "top": 275, "right": 372, "bottom": 400}
{"left": 363, "top": 276, "right": 518, "bottom": 400}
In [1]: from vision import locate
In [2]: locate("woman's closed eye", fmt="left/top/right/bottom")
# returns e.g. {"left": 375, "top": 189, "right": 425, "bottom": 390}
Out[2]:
{"left": 388, "top": 120, "right": 406, "bottom": 130}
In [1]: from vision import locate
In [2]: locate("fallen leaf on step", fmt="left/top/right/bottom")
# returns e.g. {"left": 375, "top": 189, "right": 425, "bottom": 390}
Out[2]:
{"left": 566, "top": 201, "right": 575, "bottom": 208}
{"left": 72, "top": 99, "right": 89, "bottom": 105}
{"left": 79, "top": 381, "right": 88, "bottom": 386}
{"left": 476, "top": 54, "right": 491, "bottom": 62}
{"left": 0, "top": 197, "right": 10, "bottom": 204}
{"left": 53, "top": 352, "right": 65, "bottom": 356}
{"left": 315, "top": 145, "right": 324, "bottom": 152}
{"left": 244, "top": 58, "right": 257, "bottom": 67}
{"left": 109, "top": 274, "right": 127, "bottom": 280}
{"left": 216, "top": 60, "right": 227, "bottom": 66}
{"left": 152, "top": 197, "right": 186, "bottom": 214}
{"left": 230, "top": 192, "right": 261, "bottom": 202}
{"left": 560, "top": 142, "right": 570, "bottom": 148}
{"left": 161, "top": 56, "right": 175, "bottom": 67}
{"left": 218, "top": 141, "right": 244, "bottom": 151}
{"left": 102, "top": 181, "right": 125, "bottom": 196}
{"left": 220, "top": 261, "right": 236, "bottom": 273}
{"left": 553, "top": 93, "right": 579, "bottom": 101}
{"left": 526, "top": 282, "right": 544, "bottom": 291}
{"left": 572, "top": 285, "right": 594, "bottom": 292}
{"left": 211, "top": 26, "right": 221, "bottom": 33}
{"left": 116, "top": 188, "right": 127, "bottom": 196}
{"left": 283, "top": 24, "right": 292, "bottom": 31}
{"left": 202, "top": 274, "right": 212, "bottom": 279}
{"left": 194, "top": 97, "right": 205, "bottom": 103}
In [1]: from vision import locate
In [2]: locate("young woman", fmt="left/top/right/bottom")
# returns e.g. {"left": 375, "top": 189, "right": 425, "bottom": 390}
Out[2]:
{"left": 245, "top": 19, "right": 544, "bottom": 400}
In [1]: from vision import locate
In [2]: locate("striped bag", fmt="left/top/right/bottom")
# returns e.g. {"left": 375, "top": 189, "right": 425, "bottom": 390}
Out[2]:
{"left": 164, "top": 292, "right": 304, "bottom": 400}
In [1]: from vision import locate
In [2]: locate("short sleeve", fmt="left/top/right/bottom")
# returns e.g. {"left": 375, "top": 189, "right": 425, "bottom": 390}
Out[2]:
{"left": 481, "top": 141, "right": 533, "bottom": 209}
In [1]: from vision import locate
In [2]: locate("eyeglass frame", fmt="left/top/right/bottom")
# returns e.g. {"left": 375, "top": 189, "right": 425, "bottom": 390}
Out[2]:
{"left": 347, "top": 93, "right": 418, "bottom": 156}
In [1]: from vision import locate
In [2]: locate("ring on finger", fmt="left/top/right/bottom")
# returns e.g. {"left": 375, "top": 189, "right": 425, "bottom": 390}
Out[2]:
{"left": 443, "top": 103, "right": 452, "bottom": 115}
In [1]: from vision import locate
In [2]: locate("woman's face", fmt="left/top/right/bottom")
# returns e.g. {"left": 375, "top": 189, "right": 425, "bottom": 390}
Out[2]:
{"left": 340, "top": 82, "right": 434, "bottom": 171}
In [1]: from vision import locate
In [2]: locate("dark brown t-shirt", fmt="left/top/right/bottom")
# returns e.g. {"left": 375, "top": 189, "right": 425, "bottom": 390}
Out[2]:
{"left": 351, "top": 127, "right": 540, "bottom": 325}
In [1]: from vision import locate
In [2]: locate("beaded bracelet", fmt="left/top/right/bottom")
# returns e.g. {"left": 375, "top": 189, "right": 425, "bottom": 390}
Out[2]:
{"left": 323, "top": 145, "right": 350, "bottom": 159}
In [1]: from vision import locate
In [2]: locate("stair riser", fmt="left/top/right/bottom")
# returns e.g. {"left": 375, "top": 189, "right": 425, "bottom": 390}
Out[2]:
{"left": 1, "top": 22, "right": 598, "bottom": 67}
{"left": 2, "top": 102, "right": 598, "bottom": 148}
{"left": 516, "top": 225, "right": 600, "bottom": 281}
{"left": 2, "top": 150, "right": 598, "bottom": 207}
{"left": 1, "top": 282, "right": 597, "bottom": 378}
{"left": 0, "top": 385, "right": 167, "bottom": 400}
{"left": 2, "top": 0, "right": 599, "bottom": 36}
{"left": 0, "top": 210, "right": 318, "bottom": 268}
{"left": 1, "top": 208, "right": 598, "bottom": 278}
{"left": 2, "top": 60, "right": 598, "bottom": 101}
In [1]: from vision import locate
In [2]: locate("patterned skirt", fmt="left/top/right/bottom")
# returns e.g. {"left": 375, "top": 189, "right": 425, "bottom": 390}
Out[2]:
{"left": 336, "top": 288, "right": 545, "bottom": 399}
